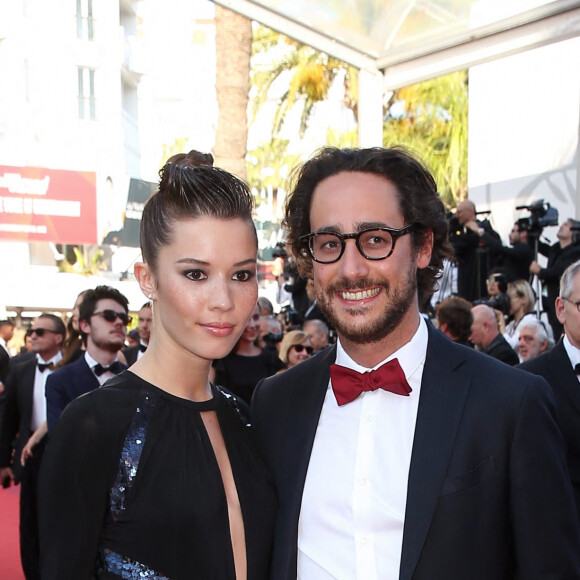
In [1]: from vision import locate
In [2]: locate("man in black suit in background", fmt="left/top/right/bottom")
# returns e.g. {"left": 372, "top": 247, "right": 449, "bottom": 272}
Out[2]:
{"left": 122, "top": 301, "right": 152, "bottom": 366}
{"left": 251, "top": 147, "right": 580, "bottom": 579}
{"left": 0, "top": 314, "right": 65, "bottom": 580}
{"left": 0, "top": 319, "right": 15, "bottom": 429}
{"left": 519, "top": 259, "right": 580, "bottom": 523}
{"left": 470, "top": 304, "right": 519, "bottom": 365}
{"left": 45, "top": 285, "right": 128, "bottom": 433}
{"left": 530, "top": 218, "right": 580, "bottom": 340}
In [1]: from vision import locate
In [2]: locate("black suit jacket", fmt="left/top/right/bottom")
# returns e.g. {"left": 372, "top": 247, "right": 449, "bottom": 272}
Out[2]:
{"left": 0, "top": 357, "right": 38, "bottom": 482}
{"left": 45, "top": 356, "right": 125, "bottom": 432}
{"left": 122, "top": 345, "right": 143, "bottom": 366}
{"left": 0, "top": 346, "right": 10, "bottom": 383}
{"left": 252, "top": 326, "right": 580, "bottom": 579}
{"left": 519, "top": 340, "right": 580, "bottom": 523}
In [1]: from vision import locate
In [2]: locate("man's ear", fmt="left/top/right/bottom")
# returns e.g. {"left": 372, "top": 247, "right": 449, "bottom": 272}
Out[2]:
{"left": 134, "top": 262, "right": 156, "bottom": 300}
{"left": 417, "top": 230, "right": 434, "bottom": 270}
{"left": 555, "top": 296, "right": 566, "bottom": 325}
{"left": 79, "top": 319, "right": 91, "bottom": 335}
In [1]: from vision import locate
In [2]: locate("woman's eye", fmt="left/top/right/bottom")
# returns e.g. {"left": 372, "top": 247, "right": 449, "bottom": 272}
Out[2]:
{"left": 185, "top": 269, "right": 207, "bottom": 281}
{"left": 233, "top": 270, "right": 255, "bottom": 282}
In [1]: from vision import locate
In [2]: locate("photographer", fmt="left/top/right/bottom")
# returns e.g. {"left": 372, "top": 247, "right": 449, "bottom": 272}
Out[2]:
{"left": 449, "top": 200, "right": 502, "bottom": 302}
{"left": 530, "top": 218, "right": 580, "bottom": 339}
{"left": 273, "top": 242, "right": 309, "bottom": 322}
{"left": 480, "top": 221, "right": 534, "bottom": 283}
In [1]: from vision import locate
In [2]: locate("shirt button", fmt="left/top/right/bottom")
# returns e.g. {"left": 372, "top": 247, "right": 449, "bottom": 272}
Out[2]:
{"left": 359, "top": 478, "right": 367, "bottom": 486}
{"left": 367, "top": 415, "right": 374, "bottom": 423}
{"left": 361, "top": 536, "right": 369, "bottom": 545}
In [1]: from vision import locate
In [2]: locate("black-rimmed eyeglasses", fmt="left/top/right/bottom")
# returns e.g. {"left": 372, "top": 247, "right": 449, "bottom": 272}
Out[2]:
{"left": 299, "top": 224, "right": 414, "bottom": 264}
{"left": 564, "top": 298, "right": 580, "bottom": 313}
{"left": 92, "top": 310, "right": 132, "bottom": 326}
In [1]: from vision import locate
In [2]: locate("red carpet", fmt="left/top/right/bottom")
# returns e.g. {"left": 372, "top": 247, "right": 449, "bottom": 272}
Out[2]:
{"left": 0, "top": 484, "right": 25, "bottom": 580}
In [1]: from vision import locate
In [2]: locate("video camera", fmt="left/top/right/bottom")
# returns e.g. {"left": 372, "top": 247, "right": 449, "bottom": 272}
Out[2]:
{"left": 515, "top": 199, "right": 559, "bottom": 237}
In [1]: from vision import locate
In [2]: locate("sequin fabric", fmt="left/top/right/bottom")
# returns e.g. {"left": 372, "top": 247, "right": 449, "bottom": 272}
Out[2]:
{"left": 109, "top": 391, "right": 158, "bottom": 521}
{"left": 97, "top": 547, "right": 170, "bottom": 579}
{"left": 216, "top": 386, "right": 251, "bottom": 427}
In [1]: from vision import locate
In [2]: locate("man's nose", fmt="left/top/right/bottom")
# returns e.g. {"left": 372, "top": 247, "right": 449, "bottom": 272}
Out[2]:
{"left": 337, "top": 239, "right": 369, "bottom": 280}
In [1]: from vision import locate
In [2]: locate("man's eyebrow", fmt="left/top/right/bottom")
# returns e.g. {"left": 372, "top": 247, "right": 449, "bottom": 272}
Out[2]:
{"left": 313, "top": 221, "right": 393, "bottom": 234}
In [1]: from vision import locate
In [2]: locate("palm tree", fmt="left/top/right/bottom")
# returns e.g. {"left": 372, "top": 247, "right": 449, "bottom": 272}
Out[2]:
{"left": 214, "top": 5, "right": 252, "bottom": 179}
{"left": 384, "top": 70, "right": 468, "bottom": 207}
{"left": 251, "top": 25, "right": 358, "bottom": 139}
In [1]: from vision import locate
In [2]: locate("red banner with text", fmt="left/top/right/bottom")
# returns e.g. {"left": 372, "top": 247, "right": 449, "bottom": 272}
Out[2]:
{"left": 0, "top": 165, "right": 97, "bottom": 244}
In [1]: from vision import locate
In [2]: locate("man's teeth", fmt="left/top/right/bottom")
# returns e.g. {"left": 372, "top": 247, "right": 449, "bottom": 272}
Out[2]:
{"left": 340, "top": 288, "right": 380, "bottom": 301}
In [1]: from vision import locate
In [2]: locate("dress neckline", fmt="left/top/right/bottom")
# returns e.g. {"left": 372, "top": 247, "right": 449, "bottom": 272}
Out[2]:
{"left": 124, "top": 370, "right": 218, "bottom": 412}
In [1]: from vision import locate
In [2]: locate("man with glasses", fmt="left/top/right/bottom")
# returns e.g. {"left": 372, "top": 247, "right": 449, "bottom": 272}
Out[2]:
{"left": 251, "top": 147, "right": 580, "bottom": 579}
{"left": 45, "top": 285, "right": 129, "bottom": 433}
{"left": 0, "top": 314, "right": 65, "bottom": 580}
{"left": 519, "top": 259, "right": 580, "bottom": 523}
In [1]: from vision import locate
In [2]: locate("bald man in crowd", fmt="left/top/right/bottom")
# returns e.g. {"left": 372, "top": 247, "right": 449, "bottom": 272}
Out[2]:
{"left": 470, "top": 304, "right": 519, "bottom": 366}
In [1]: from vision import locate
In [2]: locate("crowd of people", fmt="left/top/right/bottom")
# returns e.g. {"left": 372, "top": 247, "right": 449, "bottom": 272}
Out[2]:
{"left": 1, "top": 146, "right": 580, "bottom": 578}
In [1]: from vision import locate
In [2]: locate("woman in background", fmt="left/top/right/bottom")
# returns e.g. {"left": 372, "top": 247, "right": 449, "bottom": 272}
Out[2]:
{"left": 38, "top": 151, "right": 276, "bottom": 580}
{"left": 504, "top": 279, "right": 537, "bottom": 349}
{"left": 277, "top": 329, "right": 313, "bottom": 372}
{"left": 213, "top": 303, "right": 283, "bottom": 405}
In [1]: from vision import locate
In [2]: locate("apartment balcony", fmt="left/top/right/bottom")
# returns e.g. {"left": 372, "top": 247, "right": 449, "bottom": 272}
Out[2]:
{"left": 121, "top": 30, "right": 146, "bottom": 87}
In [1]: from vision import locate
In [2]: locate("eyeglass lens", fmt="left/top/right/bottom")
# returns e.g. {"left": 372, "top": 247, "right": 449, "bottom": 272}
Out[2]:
{"left": 293, "top": 344, "right": 313, "bottom": 355}
{"left": 26, "top": 328, "right": 55, "bottom": 337}
{"left": 310, "top": 229, "right": 394, "bottom": 263}
{"left": 96, "top": 310, "right": 131, "bottom": 325}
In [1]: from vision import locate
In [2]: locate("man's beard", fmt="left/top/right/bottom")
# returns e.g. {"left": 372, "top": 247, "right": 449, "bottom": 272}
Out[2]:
{"left": 93, "top": 335, "right": 124, "bottom": 353}
{"left": 316, "top": 268, "right": 417, "bottom": 345}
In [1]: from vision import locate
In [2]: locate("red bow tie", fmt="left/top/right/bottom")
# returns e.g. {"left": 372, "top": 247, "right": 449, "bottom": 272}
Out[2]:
{"left": 330, "top": 359, "right": 412, "bottom": 406}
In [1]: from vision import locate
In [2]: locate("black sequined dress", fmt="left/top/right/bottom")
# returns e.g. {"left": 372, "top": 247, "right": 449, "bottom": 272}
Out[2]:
{"left": 38, "top": 371, "right": 277, "bottom": 580}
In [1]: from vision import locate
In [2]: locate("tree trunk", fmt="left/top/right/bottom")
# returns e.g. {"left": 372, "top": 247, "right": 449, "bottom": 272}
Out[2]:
{"left": 214, "top": 5, "right": 252, "bottom": 180}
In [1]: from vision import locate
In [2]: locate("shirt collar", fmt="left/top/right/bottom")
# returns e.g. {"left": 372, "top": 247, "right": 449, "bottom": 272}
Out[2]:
{"left": 563, "top": 335, "right": 580, "bottom": 368}
{"left": 84, "top": 350, "right": 119, "bottom": 370}
{"left": 335, "top": 316, "right": 428, "bottom": 382}
{"left": 36, "top": 351, "right": 62, "bottom": 366}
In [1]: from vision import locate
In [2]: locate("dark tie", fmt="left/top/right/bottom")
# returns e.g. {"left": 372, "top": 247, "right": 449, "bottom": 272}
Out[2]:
{"left": 330, "top": 359, "right": 412, "bottom": 406}
{"left": 37, "top": 362, "right": 55, "bottom": 373}
{"left": 139, "top": 343, "right": 147, "bottom": 353}
{"left": 93, "top": 361, "right": 124, "bottom": 377}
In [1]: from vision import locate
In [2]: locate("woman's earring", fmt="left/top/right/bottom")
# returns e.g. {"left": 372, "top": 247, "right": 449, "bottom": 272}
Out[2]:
{"left": 148, "top": 293, "right": 153, "bottom": 299}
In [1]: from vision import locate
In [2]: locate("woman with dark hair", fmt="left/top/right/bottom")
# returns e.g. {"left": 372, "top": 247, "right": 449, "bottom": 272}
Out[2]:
{"left": 213, "top": 303, "right": 283, "bottom": 405}
{"left": 38, "top": 151, "right": 276, "bottom": 579}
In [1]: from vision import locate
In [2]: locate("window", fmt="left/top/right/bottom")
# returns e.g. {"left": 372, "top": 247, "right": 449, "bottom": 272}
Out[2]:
{"left": 76, "top": 0, "right": 94, "bottom": 41}
{"left": 77, "top": 67, "right": 96, "bottom": 120}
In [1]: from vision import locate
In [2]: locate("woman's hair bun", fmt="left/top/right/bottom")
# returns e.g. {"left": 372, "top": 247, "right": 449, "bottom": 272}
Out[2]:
{"left": 165, "top": 150, "right": 214, "bottom": 168}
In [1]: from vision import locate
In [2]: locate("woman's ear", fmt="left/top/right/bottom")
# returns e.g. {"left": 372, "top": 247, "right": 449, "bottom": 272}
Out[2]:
{"left": 134, "top": 262, "right": 156, "bottom": 300}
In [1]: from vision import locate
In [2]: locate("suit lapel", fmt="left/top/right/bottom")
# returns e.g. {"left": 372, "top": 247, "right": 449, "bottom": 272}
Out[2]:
{"left": 286, "top": 345, "right": 335, "bottom": 507}
{"left": 547, "top": 342, "right": 580, "bottom": 414}
{"left": 400, "top": 329, "right": 472, "bottom": 580}
{"left": 20, "top": 359, "right": 38, "bottom": 425}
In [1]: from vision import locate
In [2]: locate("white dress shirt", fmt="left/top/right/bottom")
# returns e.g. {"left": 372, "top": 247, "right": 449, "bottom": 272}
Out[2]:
{"left": 298, "top": 318, "right": 428, "bottom": 580}
{"left": 31, "top": 352, "right": 62, "bottom": 431}
{"left": 563, "top": 335, "right": 580, "bottom": 382}
{"left": 0, "top": 337, "right": 10, "bottom": 356}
